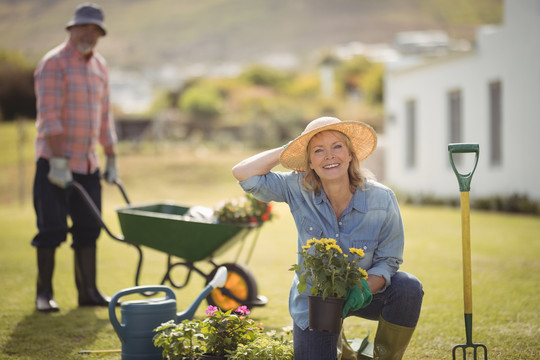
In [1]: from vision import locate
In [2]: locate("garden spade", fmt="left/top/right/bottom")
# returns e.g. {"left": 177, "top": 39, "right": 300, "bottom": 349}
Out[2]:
{"left": 448, "top": 143, "right": 488, "bottom": 360}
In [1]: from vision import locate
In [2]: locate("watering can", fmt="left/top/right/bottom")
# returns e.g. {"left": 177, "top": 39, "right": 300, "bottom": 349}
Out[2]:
{"left": 109, "top": 266, "right": 228, "bottom": 360}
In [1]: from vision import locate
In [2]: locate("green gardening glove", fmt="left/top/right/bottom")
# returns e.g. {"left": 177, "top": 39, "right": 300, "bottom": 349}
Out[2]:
{"left": 341, "top": 278, "right": 373, "bottom": 318}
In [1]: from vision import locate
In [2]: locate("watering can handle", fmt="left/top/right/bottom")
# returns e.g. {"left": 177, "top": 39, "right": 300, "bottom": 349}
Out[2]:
{"left": 108, "top": 285, "right": 176, "bottom": 343}
{"left": 448, "top": 143, "right": 479, "bottom": 192}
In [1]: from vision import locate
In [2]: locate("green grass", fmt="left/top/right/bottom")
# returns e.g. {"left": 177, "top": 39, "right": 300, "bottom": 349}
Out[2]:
{"left": 0, "top": 121, "right": 539, "bottom": 359}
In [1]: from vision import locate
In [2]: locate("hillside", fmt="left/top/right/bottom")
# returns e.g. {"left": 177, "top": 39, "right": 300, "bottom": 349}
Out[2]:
{"left": 0, "top": 0, "right": 502, "bottom": 68}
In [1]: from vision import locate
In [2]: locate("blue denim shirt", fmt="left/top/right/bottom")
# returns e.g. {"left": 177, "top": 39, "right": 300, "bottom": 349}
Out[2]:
{"left": 239, "top": 171, "right": 404, "bottom": 330}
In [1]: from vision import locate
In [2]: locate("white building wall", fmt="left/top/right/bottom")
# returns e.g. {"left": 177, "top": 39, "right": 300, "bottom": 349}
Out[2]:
{"left": 384, "top": 0, "right": 540, "bottom": 200}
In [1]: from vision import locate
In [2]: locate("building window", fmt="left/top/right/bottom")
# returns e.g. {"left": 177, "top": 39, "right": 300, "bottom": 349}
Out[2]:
{"left": 405, "top": 99, "right": 416, "bottom": 168}
{"left": 489, "top": 80, "right": 502, "bottom": 166}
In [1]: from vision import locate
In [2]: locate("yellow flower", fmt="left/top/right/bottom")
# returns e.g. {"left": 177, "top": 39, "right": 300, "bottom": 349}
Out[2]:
{"left": 359, "top": 268, "right": 368, "bottom": 279}
{"left": 322, "top": 238, "right": 337, "bottom": 245}
{"left": 350, "top": 248, "right": 365, "bottom": 257}
{"left": 291, "top": 237, "right": 370, "bottom": 299}
{"left": 325, "top": 244, "right": 343, "bottom": 253}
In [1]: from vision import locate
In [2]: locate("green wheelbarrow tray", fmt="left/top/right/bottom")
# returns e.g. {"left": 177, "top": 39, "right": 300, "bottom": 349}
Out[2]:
{"left": 115, "top": 201, "right": 254, "bottom": 262}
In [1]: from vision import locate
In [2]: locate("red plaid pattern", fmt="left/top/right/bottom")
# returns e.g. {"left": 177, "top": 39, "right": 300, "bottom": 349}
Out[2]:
{"left": 34, "top": 40, "right": 117, "bottom": 174}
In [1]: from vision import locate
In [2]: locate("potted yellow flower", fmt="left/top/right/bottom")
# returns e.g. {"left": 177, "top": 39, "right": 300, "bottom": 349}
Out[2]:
{"left": 289, "top": 238, "right": 368, "bottom": 333}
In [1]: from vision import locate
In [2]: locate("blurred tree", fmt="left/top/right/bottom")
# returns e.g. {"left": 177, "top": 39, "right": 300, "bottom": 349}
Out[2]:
{"left": 283, "top": 73, "right": 320, "bottom": 98}
{"left": 337, "top": 55, "right": 371, "bottom": 96}
{"left": 240, "top": 64, "right": 289, "bottom": 89}
{"left": 0, "top": 51, "right": 36, "bottom": 121}
{"left": 179, "top": 83, "right": 224, "bottom": 138}
{"left": 362, "top": 62, "right": 384, "bottom": 106}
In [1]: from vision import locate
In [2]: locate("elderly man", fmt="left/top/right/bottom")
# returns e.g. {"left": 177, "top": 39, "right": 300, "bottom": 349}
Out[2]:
{"left": 32, "top": 3, "right": 118, "bottom": 312}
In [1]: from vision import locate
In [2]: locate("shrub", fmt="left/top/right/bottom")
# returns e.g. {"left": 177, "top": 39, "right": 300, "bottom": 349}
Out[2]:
{"left": 0, "top": 51, "right": 36, "bottom": 121}
{"left": 226, "top": 335, "right": 294, "bottom": 360}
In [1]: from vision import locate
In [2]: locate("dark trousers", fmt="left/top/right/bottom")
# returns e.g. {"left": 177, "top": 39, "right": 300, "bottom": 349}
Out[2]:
{"left": 31, "top": 158, "right": 102, "bottom": 249}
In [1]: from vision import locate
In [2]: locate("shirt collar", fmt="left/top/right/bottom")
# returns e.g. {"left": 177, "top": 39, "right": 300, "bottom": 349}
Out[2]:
{"left": 313, "top": 182, "right": 369, "bottom": 213}
{"left": 351, "top": 185, "right": 368, "bottom": 213}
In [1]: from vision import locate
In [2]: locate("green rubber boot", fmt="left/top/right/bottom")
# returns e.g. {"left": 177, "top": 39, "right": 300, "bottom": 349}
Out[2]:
{"left": 373, "top": 317, "right": 416, "bottom": 360}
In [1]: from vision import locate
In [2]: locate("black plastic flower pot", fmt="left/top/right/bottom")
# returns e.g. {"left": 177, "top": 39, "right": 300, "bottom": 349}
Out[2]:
{"left": 308, "top": 295, "right": 346, "bottom": 334}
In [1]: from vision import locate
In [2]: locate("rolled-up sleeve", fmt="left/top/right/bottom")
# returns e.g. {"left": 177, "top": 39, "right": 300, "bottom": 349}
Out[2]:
{"left": 239, "top": 171, "right": 295, "bottom": 203}
{"left": 98, "top": 66, "right": 117, "bottom": 148}
{"left": 34, "top": 58, "right": 64, "bottom": 136}
{"left": 367, "top": 190, "right": 404, "bottom": 292}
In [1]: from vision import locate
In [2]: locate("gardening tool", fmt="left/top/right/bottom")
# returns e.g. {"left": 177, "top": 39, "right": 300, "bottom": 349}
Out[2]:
{"left": 109, "top": 266, "right": 227, "bottom": 360}
{"left": 448, "top": 143, "right": 488, "bottom": 360}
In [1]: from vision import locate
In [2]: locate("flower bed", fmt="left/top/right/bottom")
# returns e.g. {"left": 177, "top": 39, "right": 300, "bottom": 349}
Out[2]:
{"left": 153, "top": 305, "right": 292, "bottom": 360}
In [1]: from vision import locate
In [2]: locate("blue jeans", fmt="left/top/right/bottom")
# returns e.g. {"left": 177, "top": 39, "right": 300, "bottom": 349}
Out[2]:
{"left": 31, "top": 158, "right": 102, "bottom": 249}
{"left": 293, "top": 271, "right": 423, "bottom": 360}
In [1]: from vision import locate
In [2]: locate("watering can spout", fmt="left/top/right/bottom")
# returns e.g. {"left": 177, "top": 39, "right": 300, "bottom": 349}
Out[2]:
{"left": 176, "top": 266, "right": 228, "bottom": 321}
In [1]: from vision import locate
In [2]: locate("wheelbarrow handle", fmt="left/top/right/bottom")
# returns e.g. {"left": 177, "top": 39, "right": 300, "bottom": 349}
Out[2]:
{"left": 113, "top": 179, "right": 131, "bottom": 205}
{"left": 448, "top": 143, "right": 479, "bottom": 192}
{"left": 69, "top": 181, "right": 125, "bottom": 242}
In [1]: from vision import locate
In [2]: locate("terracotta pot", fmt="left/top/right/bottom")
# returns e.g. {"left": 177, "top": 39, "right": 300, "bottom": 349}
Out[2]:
{"left": 308, "top": 295, "right": 346, "bottom": 334}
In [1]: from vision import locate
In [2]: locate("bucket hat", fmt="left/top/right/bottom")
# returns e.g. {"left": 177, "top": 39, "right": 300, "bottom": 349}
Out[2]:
{"left": 280, "top": 116, "right": 377, "bottom": 172}
{"left": 66, "top": 3, "right": 106, "bottom": 36}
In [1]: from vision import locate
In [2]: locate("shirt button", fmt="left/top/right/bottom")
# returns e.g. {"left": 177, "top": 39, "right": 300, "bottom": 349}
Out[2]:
{"left": 339, "top": 222, "right": 343, "bottom": 226}
{"left": 364, "top": 246, "right": 367, "bottom": 250}
{"left": 309, "top": 227, "right": 313, "bottom": 231}
{"left": 336, "top": 234, "right": 340, "bottom": 238}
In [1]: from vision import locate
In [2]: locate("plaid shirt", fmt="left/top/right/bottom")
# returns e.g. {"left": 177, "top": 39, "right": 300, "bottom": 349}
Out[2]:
{"left": 34, "top": 40, "right": 117, "bottom": 174}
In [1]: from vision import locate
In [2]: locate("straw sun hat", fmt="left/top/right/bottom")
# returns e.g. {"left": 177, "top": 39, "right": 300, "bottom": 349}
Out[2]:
{"left": 280, "top": 116, "right": 377, "bottom": 172}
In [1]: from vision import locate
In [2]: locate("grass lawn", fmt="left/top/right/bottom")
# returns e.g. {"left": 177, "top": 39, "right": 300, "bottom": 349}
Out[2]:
{"left": 0, "top": 122, "right": 539, "bottom": 359}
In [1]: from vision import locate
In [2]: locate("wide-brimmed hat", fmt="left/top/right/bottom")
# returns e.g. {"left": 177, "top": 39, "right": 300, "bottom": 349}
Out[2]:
{"left": 66, "top": 3, "right": 106, "bottom": 36}
{"left": 280, "top": 116, "right": 377, "bottom": 171}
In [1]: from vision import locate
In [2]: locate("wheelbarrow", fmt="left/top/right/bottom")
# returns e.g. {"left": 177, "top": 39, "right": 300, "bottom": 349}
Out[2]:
{"left": 70, "top": 180, "right": 268, "bottom": 311}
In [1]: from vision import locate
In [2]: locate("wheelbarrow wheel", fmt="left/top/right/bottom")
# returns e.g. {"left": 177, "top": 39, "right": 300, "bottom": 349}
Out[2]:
{"left": 205, "top": 263, "right": 258, "bottom": 311}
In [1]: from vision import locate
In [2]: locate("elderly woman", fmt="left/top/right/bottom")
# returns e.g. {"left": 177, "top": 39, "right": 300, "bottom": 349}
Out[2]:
{"left": 232, "top": 117, "right": 423, "bottom": 360}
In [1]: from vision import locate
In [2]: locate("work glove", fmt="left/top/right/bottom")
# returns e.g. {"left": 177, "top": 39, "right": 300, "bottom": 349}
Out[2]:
{"left": 48, "top": 157, "right": 72, "bottom": 189}
{"left": 342, "top": 278, "right": 373, "bottom": 318}
{"left": 103, "top": 155, "right": 118, "bottom": 184}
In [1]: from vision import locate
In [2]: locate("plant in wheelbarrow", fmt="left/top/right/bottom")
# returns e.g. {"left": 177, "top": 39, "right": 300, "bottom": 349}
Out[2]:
{"left": 153, "top": 305, "right": 262, "bottom": 360}
{"left": 289, "top": 238, "right": 370, "bottom": 333}
{"left": 214, "top": 193, "right": 274, "bottom": 225}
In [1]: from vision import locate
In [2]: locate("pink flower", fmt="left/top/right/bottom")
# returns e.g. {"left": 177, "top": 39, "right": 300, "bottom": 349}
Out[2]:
{"left": 235, "top": 305, "right": 250, "bottom": 315}
{"left": 205, "top": 305, "right": 218, "bottom": 316}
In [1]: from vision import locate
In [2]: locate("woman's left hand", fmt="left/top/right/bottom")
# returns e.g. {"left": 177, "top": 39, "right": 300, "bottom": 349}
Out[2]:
{"left": 341, "top": 279, "right": 373, "bottom": 317}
